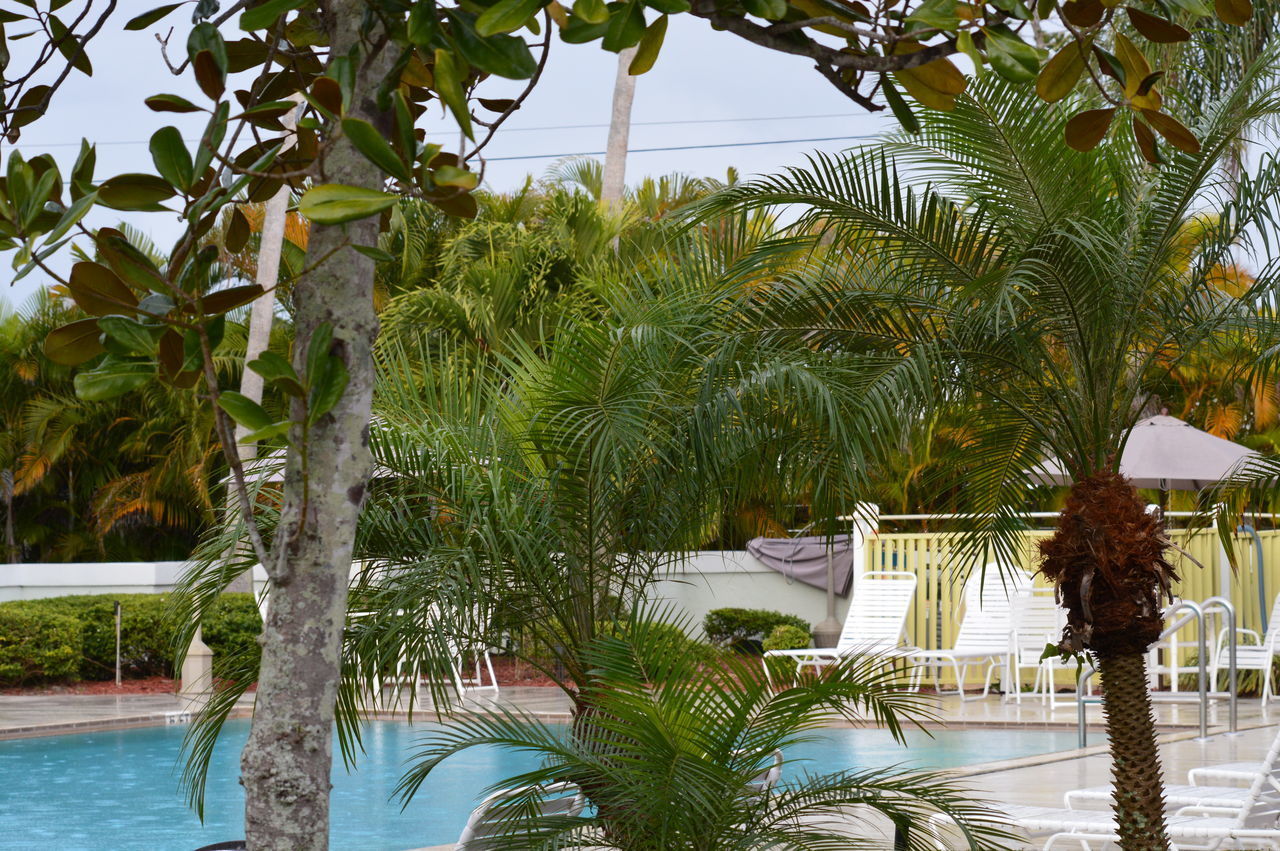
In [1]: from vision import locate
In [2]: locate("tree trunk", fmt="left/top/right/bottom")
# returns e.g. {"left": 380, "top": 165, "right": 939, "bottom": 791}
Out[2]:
{"left": 1098, "top": 652, "right": 1169, "bottom": 850}
{"left": 601, "top": 47, "right": 637, "bottom": 205}
{"left": 239, "top": 5, "right": 391, "bottom": 848}
{"left": 224, "top": 99, "right": 300, "bottom": 596}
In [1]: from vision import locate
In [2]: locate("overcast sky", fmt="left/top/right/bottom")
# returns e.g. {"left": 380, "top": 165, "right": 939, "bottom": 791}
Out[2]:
{"left": 0, "top": 13, "right": 892, "bottom": 308}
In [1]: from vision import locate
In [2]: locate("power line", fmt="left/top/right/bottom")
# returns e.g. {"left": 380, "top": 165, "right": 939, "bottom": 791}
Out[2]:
{"left": 500, "top": 112, "right": 858, "bottom": 133}
{"left": 485, "top": 134, "right": 877, "bottom": 162}
{"left": 10, "top": 113, "right": 868, "bottom": 149}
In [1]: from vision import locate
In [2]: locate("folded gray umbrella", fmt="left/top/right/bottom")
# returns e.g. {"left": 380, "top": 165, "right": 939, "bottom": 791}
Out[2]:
{"left": 1029, "top": 414, "right": 1258, "bottom": 491}
{"left": 746, "top": 534, "right": 856, "bottom": 596}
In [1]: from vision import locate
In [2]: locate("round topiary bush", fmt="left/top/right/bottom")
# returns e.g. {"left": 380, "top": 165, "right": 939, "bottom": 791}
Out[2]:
{"left": 761, "top": 624, "right": 812, "bottom": 653}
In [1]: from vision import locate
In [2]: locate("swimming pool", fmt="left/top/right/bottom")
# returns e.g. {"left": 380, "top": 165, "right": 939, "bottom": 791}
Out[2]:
{"left": 0, "top": 721, "right": 1078, "bottom": 850}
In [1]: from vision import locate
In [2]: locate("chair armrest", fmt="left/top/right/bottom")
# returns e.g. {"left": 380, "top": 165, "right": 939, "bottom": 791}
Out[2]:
{"left": 1174, "top": 805, "right": 1242, "bottom": 817}
{"left": 1217, "top": 627, "right": 1262, "bottom": 647}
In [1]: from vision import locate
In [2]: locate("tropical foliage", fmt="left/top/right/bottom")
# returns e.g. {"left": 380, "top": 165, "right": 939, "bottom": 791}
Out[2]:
{"left": 396, "top": 618, "right": 1010, "bottom": 850}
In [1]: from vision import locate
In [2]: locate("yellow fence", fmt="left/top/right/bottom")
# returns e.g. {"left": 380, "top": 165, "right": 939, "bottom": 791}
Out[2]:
{"left": 865, "top": 527, "right": 1280, "bottom": 687}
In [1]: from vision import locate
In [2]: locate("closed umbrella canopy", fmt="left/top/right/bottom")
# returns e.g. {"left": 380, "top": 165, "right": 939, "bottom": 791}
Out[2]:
{"left": 1029, "top": 414, "right": 1258, "bottom": 491}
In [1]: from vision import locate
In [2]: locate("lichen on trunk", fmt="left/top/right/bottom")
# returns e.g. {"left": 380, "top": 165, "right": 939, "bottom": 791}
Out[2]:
{"left": 1039, "top": 471, "right": 1178, "bottom": 851}
{"left": 238, "top": 3, "right": 393, "bottom": 848}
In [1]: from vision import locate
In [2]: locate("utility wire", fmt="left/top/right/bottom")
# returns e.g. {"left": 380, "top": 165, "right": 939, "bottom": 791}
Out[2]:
{"left": 10, "top": 113, "right": 871, "bottom": 149}
{"left": 485, "top": 134, "right": 878, "bottom": 162}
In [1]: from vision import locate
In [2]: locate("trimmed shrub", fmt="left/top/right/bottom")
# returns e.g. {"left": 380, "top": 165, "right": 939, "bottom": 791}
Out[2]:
{"left": 703, "top": 608, "right": 809, "bottom": 653}
{"left": 0, "top": 606, "right": 82, "bottom": 684}
{"left": 762, "top": 624, "right": 811, "bottom": 653}
{"left": 0, "top": 593, "right": 261, "bottom": 685}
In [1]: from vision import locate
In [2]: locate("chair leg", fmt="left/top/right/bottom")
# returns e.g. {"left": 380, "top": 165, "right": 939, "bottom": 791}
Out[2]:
{"left": 483, "top": 649, "right": 499, "bottom": 693}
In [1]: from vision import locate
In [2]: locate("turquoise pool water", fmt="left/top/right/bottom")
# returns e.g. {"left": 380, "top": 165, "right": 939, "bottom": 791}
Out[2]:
{"left": 0, "top": 721, "right": 1078, "bottom": 850}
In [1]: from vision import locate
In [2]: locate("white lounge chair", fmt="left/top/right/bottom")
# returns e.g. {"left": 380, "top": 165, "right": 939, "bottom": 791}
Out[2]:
{"left": 763, "top": 571, "right": 917, "bottom": 680}
{"left": 931, "top": 730, "right": 1280, "bottom": 850}
{"left": 456, "top": 782, "right": 586, "bottom": 850}
{"left": 1007, "top": 590, "right": 1076, "bottom": 706}
{"left": 1212, "top": 594, "right": 1280, "bottom": 703}
{"left": 906, "top": 565, "right": 1031, "bottom": 700}
{"left": 1063, "top": 727, "right": 1280, "bottom": 814}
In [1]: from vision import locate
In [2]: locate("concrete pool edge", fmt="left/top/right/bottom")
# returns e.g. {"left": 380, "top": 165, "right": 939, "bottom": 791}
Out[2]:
{"left": 945, "top": 718, "right": 1275, "bottom": 779}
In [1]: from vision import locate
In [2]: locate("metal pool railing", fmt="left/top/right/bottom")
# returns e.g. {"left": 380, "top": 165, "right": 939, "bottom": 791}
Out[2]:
{"left": 1075, "top": 598, "right": 1238, "bottom": 748}
{"left": 865, "top": 516, "right": 1278, "bottom": 690}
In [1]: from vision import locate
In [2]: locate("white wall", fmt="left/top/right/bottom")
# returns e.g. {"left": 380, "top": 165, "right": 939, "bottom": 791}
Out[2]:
{"left": 0, "top": 561, "right": 196, "bottom": 602}
{"left": 650, "top": 514, "right": 876, "bottom": 634}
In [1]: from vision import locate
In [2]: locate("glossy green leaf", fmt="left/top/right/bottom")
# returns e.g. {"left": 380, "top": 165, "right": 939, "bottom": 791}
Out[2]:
{"left": 477, "top": 0, "right": 544, "bottom": 35}
{"left": 149, "top": 126, "right": 194, "bottom": 192}
{"left": 248, "top": 351, "right": 304, "bottom": 397}
{"left": 407, "top": 2, "right": 439, "bottom": 44}
{"left": 432, "top": 48, "right": 474, "bottom": 139}
{"left": 603, "top": 1, "right": 646, "bottom": 51}
{"left": 307, "top": 354, "right": 349, "bottom": 423}
{"left": 145, "top": 93, "right": 203, "bottom": 113}
{"left": 217, "top": 391, "right": 274, "bottom": 431}
{"left": 298, "top": 184, "right": 397, "bottom": 225}
{"left": 74, "top": 359, "right": 154, "bottom": 401}
{"left": 98, "top": 315, "right": 160, "bottom": 355}
{"left": 448, "top": 10, "right": 538, "bottom": 78}
{"left": 433, "top": 164, "right": 479, "bottom": 189}
{"left": 905, "top": 0, "right": 960, "bottom": 28}
{"left": 202, "top": 284, "right": 266, "bottom": 314}
{"left": 186, "top": 22, "right": 227, "bottom": 72}
{"left": 97, "top": 173, "right": 176, "bottom": 211}
{"left": 305, "top": 322, "right": 334, "bottom": 387}
{"left": 880, "top": 76, "right": 920, "bottom": 134}
{"left": 629, "top": 14, "right": 667, "bottom": 74}
{"left": 352, "top": 244, "right": 398, "bottom": 263}
{"left": 573, "top": 0, "right": 610, "bottom": 22}
{"left": 124, "top": 3, "right": 182, "bottom": 30}
{"left": 239, "top": 422, "right": 293, "bottom": 444}
{"left": 985, "top": 27, "right": 1041, "bottom": 83}
{"left": 240, "top": 0, "right": 306, "bottom": 30}
{"left": 44, "top": 318, "right": 105, "bottom": 365}
{"left": 67, "top": 261, "right": 137, "bottom": 317}
{"left": 341, "top": 118, "right": 414, "bottom": 182}
{"left": 49, "top": 15, "right": 91, "bottom": 75}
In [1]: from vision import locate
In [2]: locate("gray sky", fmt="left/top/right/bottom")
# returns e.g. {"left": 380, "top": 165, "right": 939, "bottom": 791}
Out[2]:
{"left": 0, "top": 14, "right": 891, "bottom": 307}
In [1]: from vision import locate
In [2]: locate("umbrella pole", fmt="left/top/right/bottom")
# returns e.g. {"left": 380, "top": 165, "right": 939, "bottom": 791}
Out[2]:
{"left": 813, "top": 547, "right": 841, "bottom": 647}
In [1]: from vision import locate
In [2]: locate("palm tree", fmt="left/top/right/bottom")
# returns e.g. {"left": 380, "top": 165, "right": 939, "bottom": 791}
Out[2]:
{"left": 396, "top": 615, "right": 1011, "bottom": 850}
{"left": 699, "top": 70, "right": 1280, "bottom": 849}
{"left": 171, "top": 228, "right": 923, "bottom": 826}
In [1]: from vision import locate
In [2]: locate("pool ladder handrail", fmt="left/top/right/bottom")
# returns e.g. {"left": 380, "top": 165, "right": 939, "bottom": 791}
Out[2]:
{"left": 1076, "top": 598, "right": 1237, "bottom": 748}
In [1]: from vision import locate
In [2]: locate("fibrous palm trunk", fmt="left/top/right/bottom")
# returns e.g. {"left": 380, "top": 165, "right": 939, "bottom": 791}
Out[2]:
{"left": 1098, "top": 651, "right": 1168, "bottom": 849}
{"left": 1041, "top": 472, "right": 1177, "bottom": 851}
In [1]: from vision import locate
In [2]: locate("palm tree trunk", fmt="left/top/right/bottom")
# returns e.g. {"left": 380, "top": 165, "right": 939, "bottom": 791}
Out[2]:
{"left": 601, "top": 47, "right": 637, "bottom": 205}
{"left": 1097, "top": 651, "right": 1169, "bottom": 850}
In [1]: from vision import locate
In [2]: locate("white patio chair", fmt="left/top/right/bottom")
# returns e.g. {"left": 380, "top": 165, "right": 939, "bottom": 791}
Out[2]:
{"left": 456, "top": 781, "right": 586, "bottom": 850}
{"left": 383, "top": 604, "right": 500, "bottom": 703}
{"left": 1063, "top": 727, "right": 1280, "bottom": 814}
{"left": 928, "top": 730, "right": 1280, "bottom": 849}
{"left": 1007, "top": 590, "right": 1073, "bottom": 705}
{"left": 1211, "top": 594, "right": 1280, "bottom": 703}
{"left": 906, "top": 565, "right": 1031, "bottom": 700}
{"left": 763, "top": 571, "right": 918, "bottom": 681}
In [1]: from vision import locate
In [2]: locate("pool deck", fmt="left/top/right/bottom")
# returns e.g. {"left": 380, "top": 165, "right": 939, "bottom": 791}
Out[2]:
{"left": 4, "top": 686, "right": 1276, "bottom": 850}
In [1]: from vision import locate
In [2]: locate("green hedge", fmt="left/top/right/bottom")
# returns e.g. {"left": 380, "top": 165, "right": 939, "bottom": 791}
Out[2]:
{"left": 0, "top": 593, "right": 262, "bottom": 686}
{"left": 703, "top": 608, "right": 810, "bottom": 653}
